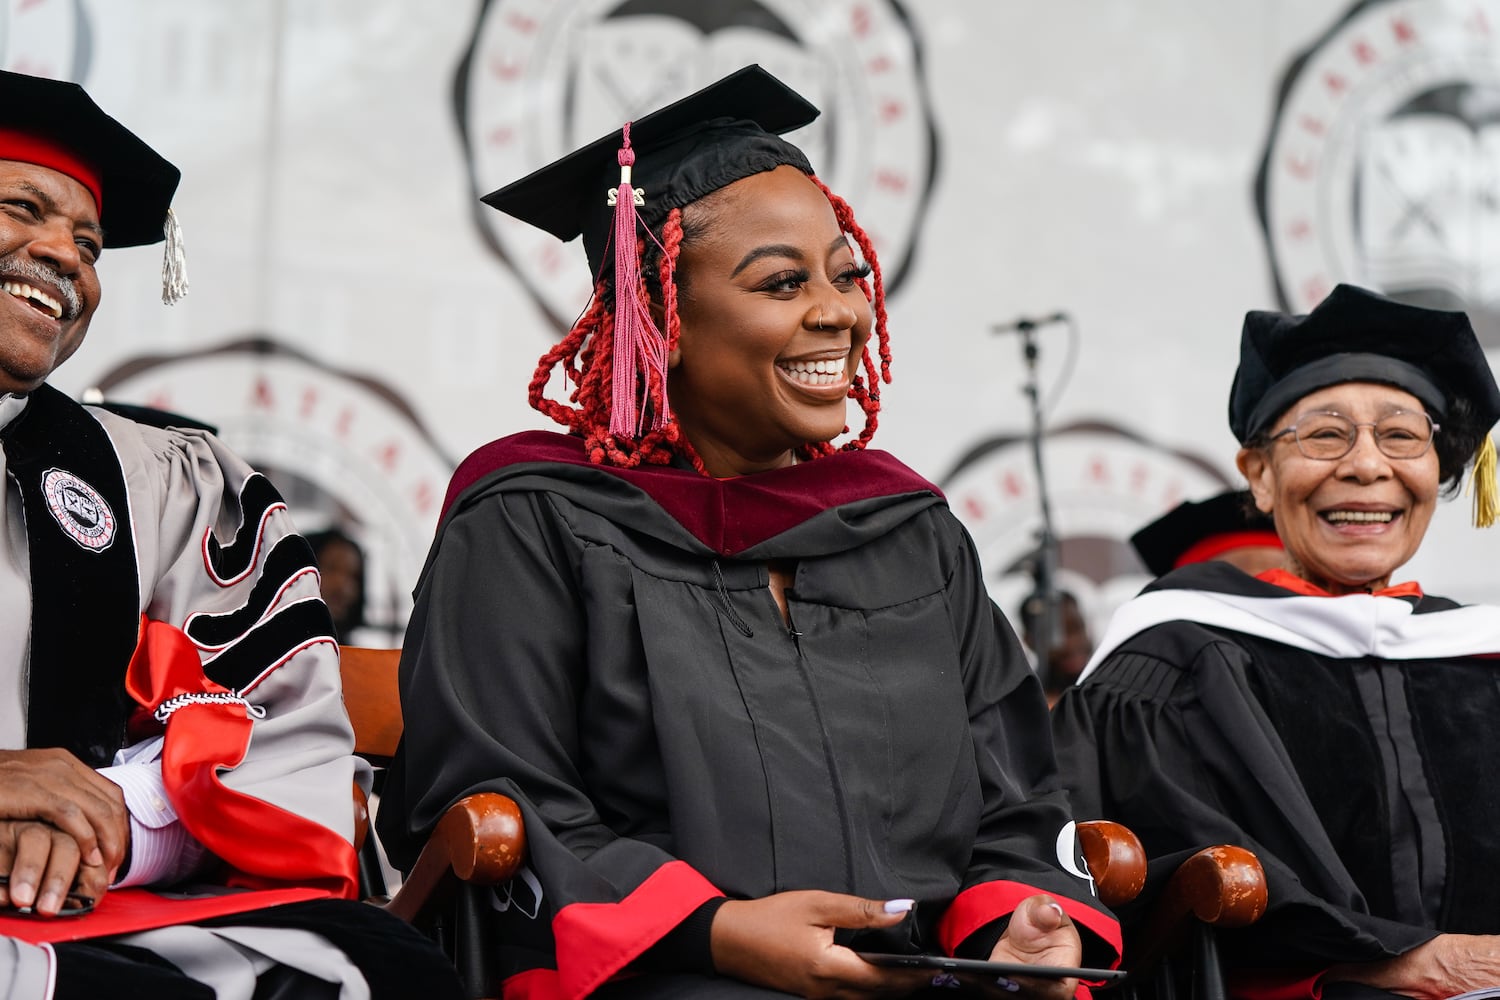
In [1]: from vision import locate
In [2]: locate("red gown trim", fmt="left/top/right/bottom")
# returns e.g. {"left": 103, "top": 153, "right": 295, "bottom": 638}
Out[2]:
{"left": 1228, "top": 966, "right": 1327, "bottom": 1000}
{"left": 551, "top": 860, "right": 722, "bottom": 1000}
{"left": 936, "top": 879, "right": 1122, "bottom": 965}
{"left": 1175, "top": 530, "right": 1283, "bottom": 569}
{"left": 501, "top": 968, "right": 564, "bottom": 1000}
{"left": 124, "top": 617, "right": 358, "bottom": 900}
{"left": 441, "top": 430, "right": 942, "bottom": 557}
{"left": 0, "top": 885, "right": 328, "bottom": 944}
{"left": 1257, "top": 568, "right": 1423, "bottom": 600}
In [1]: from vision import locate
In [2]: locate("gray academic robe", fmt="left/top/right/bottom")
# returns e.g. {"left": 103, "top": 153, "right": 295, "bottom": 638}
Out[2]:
{"left": 0, "top": 387, "right": 453, "bottom": 1000}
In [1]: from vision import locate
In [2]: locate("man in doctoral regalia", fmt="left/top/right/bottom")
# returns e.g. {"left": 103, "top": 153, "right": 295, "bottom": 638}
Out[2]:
{"left": 0, "top": 69, "right": 461, "bottom": 999}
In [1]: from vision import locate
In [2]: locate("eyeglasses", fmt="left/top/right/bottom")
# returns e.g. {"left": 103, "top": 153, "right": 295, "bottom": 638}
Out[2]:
{"left": 1266, "top": 410, "right": 1439, "bottom": 460}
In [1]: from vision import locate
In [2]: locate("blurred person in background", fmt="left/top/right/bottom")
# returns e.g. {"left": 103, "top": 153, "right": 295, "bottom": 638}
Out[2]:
{"left": 1019, "top": 590, "right": 1094, "bottom": 706}
{"left": 1130, "top": 490, "right": 1283, "bottom": 580}
{"left": 306, "top": 527, "right": 367, "bottom": 644}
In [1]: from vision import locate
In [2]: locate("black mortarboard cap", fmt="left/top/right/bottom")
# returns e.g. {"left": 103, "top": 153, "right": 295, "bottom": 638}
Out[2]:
{"left": 0, "top": 70, "right": 180, "bottom": 249}
{"left": 1228, "top": 283, "right": 1500, "bottom": 443}
{"left": 1130, "top": 491, "right": 1281, "bottom": 577}
{"left": 481, "top": 64, "right": 818, "bottom": 279}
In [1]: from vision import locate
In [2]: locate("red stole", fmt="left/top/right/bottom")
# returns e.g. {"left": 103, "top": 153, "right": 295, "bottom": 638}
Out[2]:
{"left": 0, "top": 619, "right": 358, "bottom": 943}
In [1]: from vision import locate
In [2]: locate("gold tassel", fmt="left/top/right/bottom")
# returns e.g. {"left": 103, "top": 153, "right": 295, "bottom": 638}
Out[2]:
{"left": 161, "top": 208, "right": 189, "bottom": 305}
{"left": 1469, "top": 434, "right": 1499, "bottom": 528}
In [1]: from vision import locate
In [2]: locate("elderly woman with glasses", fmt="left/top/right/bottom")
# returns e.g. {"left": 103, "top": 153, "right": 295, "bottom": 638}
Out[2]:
{"left": 1051, "top": 284, "right": 1500, "bottom": 1000}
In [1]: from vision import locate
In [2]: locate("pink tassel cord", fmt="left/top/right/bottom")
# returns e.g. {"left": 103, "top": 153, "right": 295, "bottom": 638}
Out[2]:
{"left": 609, "top": 123, "right": 672, "bottom": 439}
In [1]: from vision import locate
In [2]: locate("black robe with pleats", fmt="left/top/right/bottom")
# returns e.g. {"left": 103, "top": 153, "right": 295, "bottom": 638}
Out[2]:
{"left": 378, "top": 431, "right": 1119, "bottom": 1000}
{"left": 1052, "top": 561, "right": 1500, "bottom": 981}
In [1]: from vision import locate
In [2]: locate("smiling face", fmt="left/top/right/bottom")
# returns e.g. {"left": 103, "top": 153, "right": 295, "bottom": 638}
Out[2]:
{"left": 666, "top": 165, "right": 873, "bottom": 478}
{"left": 1236, "top": 381, "right": 1441, "bottom": 594}
{"left": 0, "top": 159, "right": 102, "bottom": 396}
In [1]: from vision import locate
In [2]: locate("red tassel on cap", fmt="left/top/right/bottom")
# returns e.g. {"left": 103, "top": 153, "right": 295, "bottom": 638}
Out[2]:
{"left": 608, "top": 123, "right": 671, "bottom": 438}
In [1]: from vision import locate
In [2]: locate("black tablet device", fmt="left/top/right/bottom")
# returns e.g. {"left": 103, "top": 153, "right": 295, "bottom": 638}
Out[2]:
{"left": 858, "top": 952, "right": 1127, "bottom": 983}
{"left": 0, "top": 876, "right": 95, "bottom": 917}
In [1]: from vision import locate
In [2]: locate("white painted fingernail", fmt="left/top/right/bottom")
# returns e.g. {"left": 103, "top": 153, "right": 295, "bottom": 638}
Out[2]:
{"left": 1047, "top": 902, "right": 1066, "bottom": 919}
{"left": 883, "top": 898, "right": 915, "bottom": 914}
{"left": 998, "top": 977, "right": 1021, "bottom": 992}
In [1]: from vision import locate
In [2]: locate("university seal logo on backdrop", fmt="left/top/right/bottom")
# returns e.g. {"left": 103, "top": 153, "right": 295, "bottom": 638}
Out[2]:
{"left": 1256, "top": 0, "right": 1500, "bottom": 345}
{"left": 93, "top": 340, "right": 454, "bottom": 645}
{"left": 942, "top": 421, "right": 1231, "bottom": 639}
{"left": 0, "top": 0, "right": 89, "bottom": 79}
{"left": 454, "top": 0, "right": 937, "bottom": 332}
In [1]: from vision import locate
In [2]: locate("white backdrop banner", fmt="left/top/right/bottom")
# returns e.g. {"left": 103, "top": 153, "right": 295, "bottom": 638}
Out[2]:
{"left": 10, "top": 0, "right": 1500, "bottom": 640}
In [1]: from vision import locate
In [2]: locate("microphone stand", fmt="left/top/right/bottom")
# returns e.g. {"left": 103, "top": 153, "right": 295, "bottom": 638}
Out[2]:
{"left": 1014, "top": 320, "right": 1060, "bottom": 688}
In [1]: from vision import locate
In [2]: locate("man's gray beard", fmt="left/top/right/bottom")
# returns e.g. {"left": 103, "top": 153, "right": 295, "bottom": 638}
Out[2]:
{"left": 0, "top": 252, "right": 82, "bottom": 320}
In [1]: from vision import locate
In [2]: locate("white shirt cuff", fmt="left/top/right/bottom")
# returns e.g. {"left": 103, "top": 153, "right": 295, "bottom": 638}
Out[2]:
{"left": 97, "top": 737, "right": 209, "bottom": 888}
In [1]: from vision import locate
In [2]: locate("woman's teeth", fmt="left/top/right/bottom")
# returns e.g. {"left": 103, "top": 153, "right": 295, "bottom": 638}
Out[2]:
{"left": 780, "top": 359, "right": 845, "bottom": 386}
{"left": 1324, "top": 510, "right": 1394, "bottom": 523}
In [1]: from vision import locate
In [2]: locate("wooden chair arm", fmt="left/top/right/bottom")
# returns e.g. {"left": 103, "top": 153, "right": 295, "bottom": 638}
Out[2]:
{"left": 1077, "top": 819, "right": 1147, "bottom": 909}
{"left": 385, "top": 792, "right": 526, "bottom": 925}
{"left": 1126, "top": 844, "right": 1268, "bottom": 978}
{"left": 1153, "top": 845, "right": 1267, "bottom": 930}
{"left": 354, "top": 782, "right": 370, "bottom": 851}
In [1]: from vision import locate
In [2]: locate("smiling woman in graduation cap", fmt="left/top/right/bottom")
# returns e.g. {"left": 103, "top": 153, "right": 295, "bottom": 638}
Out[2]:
{"left": 378, "top": 67, "right": 1120, "bottom": 999}
{"left": 1052, "top": 284, "right": 1500, "bottom": 1000}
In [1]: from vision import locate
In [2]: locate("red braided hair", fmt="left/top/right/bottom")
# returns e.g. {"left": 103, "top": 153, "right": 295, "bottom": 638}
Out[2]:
{"left": 527, "top": 175, "right": 892, "bottom": 471}
{"left": 805, "top": 175, "right": 891, "bottom": 459}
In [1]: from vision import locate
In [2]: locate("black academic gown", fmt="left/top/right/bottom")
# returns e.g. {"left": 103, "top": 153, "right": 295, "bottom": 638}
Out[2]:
{"left": 379, "top": 431, "right": 1119, "bottom": 1000}
{"left": 1052, "top": 562, "right": 1500, "bottom": 991}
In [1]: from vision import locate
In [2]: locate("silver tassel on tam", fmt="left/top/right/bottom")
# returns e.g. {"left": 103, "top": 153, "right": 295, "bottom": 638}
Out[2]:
{"left": 161, "top": 208, "right": 189, "bottom": 304}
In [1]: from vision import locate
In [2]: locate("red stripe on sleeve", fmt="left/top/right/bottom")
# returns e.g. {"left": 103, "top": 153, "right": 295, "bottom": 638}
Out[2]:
{"left": 124, "top": 618, "right": 357, "bottom": 899}
{"left": 1229, "top": 967, "right": 1326, "bottom": 1000}
{"left": 551, "top": 860, "right": 722, "bottom": 1000}
{"left": 937, "top": 881, "right": 1122, "bottom": 964}
{"left": 502, "top": 968, "right": 564, "bottom": 1000}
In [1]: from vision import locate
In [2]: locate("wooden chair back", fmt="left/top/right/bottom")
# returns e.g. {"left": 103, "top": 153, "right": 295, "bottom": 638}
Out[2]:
{"left": 339, "top": 645, "right": 404, "bottom": 764}
{"left": 336, "top": 645, "right": 518, "bottom": 998}
{"left": 338, "top": 645, "right": 404, "bottom": 886}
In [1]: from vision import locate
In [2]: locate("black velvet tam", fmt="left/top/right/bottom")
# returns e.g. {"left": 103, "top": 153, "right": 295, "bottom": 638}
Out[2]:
{"left": 481, "top": 64, "right": 818, "bottom": 279}
{"left": 1130, "top": 491, "right": 1279, "bottom": 577}
{"left": 1228, "top": 283, "right": 1500, "bottom": 442}
{"left": 0, "top": 69, "right": 179, "bottom": 248}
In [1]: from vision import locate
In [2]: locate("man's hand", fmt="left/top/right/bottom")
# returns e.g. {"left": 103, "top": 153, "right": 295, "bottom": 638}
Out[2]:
{"left": 988, "top": 894, "right": 1084, "bottom": 1000}
{"left": 0, "top": 748, "right": 129, "bottom": 913}
{"left": 710, "top": 890, "right": 933, "bottom": 998}
{"left": 0, "top": 820, "right": 112, "bottom": 915}
{"left": 1328, "top": 933, "right": 1500, "bottom": 1000}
